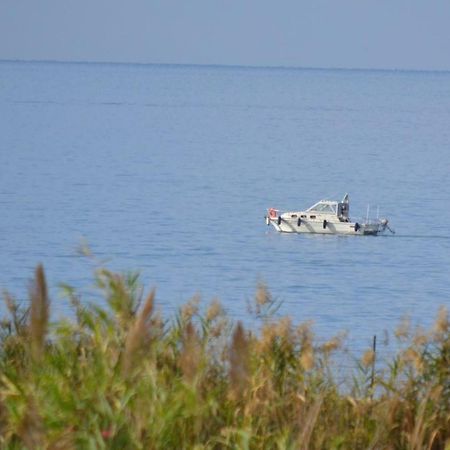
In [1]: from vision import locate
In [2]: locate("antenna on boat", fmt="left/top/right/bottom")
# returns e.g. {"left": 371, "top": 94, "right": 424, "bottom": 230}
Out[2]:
{"left": 366, "top": 204, "right": 370, "bottom": 224}
{"left": 376, "top": 206, "right": 379, "bottom": 220}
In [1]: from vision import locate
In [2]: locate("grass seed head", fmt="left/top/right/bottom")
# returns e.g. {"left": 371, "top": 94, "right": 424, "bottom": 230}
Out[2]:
{"left": 361, "top": 349, "right": 375, "bottom": 368}
{"left": 206, "top": 298, "right": 223, "bottom": 322}
{"left": 210, "top": 316, "right": 228, "bottom": 338}
{"left": 433, "top": 306, "right": 449, "bottom": 339}
{"left": 297, "top": 321, "right": 315, "bottom": 370}
{"left": 275, "top": 316, "right": 293, "bottom": 341}
{"left": 122, "top": 289, "right": 155, "bottom": 374}
{"left": 255, "top": 281, "right": 271, "bottom": 308}
{"left": 180, "top": 321, "right": 201, "bottom": 382}
{"left": 297, "top": 321, "right": 314, "bottom": 344}
{"left": 4, "top": 291, "right": 18, "bottom": 315}
{"left": 300, "top": 348, "right": 315, "bottom": 371}
{"left": 229, "top": 321, "right": 250, "bottom": 400}
{"left": 402, "top": 348, "right": 424, "bottom": 373}
{"left": 320, "top": 332, "right": 345, "bottom": 354}
{"left": 181, "top": 295, "right": 200, "bottom": 322}
{"left": 395, "top": 316, "right": 411, "bottom": 341}
{"left": 412, "top": 328, "right": 429, "bottom": 347}
{"left": 259, "top": 322, "right": 276, "bottom": 353}
{"left": 29, "top": 264, "right": 49, "bottom": 361}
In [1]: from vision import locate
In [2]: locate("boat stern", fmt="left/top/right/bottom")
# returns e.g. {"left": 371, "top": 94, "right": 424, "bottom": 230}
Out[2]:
{"left": 360, "top": 218, "right": 394, "bottom": 235}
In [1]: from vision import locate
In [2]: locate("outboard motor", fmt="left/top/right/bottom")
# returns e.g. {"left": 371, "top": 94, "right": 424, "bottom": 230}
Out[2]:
{"left": 380, "top": 218, "right": 395, "bottom": 234}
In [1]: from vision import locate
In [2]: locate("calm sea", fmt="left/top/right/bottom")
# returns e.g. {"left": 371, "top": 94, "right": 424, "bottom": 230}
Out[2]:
{"left": 1, "top": 61, "right": 450, "bottom": 351}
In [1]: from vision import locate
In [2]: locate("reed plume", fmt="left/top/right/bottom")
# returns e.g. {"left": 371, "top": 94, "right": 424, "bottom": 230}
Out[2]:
{"left": 205, "top": 298, "right": 223, "bottom": 322}
{"left": 298, "top": 322, "right": 315, "bottom": 371}
{"left": 181, "top": 295, "right": 200, "bottom": 323}
{"left": 29, "top": 264, "right": 49, "bottom": 361}
{"left": 179, "top": 321, "right": 201, "bottom": 382}
{"left": 433, "top": 306, "right": 449, "bottom": 338}
{"left": 362, "top": 349, "right": 375, "bottom": 368}
{"left": 255, "top": 281, "right": 271, "bottom": 308}
{"left": 228, "top": 321, "right": 250, "bottom": 400}
{"left": 122, "top": 289, "right": 155, "bottom": 375}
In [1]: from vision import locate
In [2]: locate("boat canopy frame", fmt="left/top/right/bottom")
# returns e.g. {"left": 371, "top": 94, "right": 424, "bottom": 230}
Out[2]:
{"left": 306, "top": 200, "right": 338, "bottom": 214}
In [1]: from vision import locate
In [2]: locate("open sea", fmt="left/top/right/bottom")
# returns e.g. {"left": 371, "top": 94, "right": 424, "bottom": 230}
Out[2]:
{"left": 1, "top": 60, "right": 450, "bottom": 353}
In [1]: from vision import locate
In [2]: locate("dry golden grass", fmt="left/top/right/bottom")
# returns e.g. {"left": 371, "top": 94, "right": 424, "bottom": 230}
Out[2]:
{"left": 0, "top": 265, "right": 448, "bottom": 450}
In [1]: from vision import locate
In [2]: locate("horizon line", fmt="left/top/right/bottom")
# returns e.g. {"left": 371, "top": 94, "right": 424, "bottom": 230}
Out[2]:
{"left": 1, "top": 57, "right": 450, "bottom": 75}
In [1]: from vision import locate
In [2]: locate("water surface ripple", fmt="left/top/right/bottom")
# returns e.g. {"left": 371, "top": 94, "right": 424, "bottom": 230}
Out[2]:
{"left": 1, "top": 61, "right": 450, "bottom": 349}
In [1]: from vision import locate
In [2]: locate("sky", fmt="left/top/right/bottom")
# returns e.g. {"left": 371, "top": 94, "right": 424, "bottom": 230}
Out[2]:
{"left": 1, "top": 0, "right": 450, "bottom": 71}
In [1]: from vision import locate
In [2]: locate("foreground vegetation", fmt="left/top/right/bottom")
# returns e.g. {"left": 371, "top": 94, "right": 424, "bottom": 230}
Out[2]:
{"left": 0, "top": 265, "right": 449, "bottom": 449}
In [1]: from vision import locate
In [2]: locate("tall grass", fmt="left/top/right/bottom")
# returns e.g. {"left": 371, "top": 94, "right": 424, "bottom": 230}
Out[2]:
{"left": 0, "top": 265, "right": 449, "bottom": 449}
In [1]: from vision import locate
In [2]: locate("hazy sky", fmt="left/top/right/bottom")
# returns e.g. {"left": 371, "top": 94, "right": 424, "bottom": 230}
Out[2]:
{"left": 1, "top": 0, "right": 450, "bottom": 70}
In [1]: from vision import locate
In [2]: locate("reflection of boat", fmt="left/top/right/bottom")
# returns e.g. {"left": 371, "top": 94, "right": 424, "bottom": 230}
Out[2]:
{"left": 265, "top": 194, "right": 394, "bottom": 236}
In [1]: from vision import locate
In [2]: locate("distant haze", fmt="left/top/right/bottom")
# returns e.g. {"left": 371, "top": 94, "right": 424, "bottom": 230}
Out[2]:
{"left": 1, "top": 0, "right": 450, "bottom": 70}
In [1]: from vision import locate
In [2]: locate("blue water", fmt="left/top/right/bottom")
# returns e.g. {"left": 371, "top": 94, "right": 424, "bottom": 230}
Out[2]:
{"left": 1, "top": 61, "right": 450, "bottom": 351}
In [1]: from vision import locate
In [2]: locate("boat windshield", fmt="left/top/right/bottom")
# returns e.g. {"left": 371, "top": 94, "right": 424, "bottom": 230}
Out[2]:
{"left": 307, "top": 202, "right": 337, "bottom": 213}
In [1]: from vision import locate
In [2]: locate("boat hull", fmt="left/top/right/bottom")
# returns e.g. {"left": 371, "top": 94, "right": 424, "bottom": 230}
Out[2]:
{"left": 268, "top": 218, "right": 381, "bottom": 235}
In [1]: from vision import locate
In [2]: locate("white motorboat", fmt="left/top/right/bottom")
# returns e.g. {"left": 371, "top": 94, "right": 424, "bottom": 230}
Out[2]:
{"left": 265, "top": 194, "right": 394, "bottom": 236}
